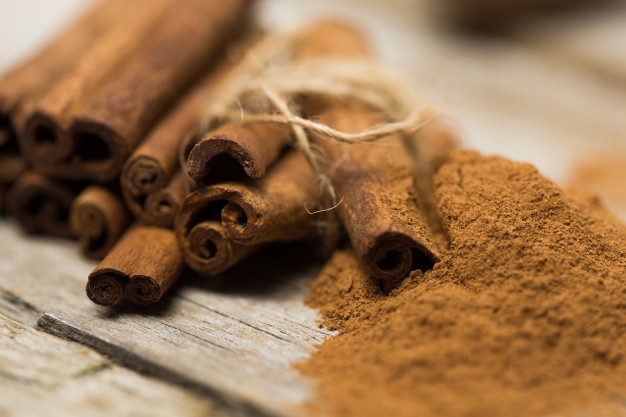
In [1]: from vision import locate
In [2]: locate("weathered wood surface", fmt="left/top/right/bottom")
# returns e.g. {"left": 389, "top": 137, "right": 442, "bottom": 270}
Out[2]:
{"left": 0, "top": 220, "right": 330, "bottom": 417}
{"left": 0, "top": 312, "right": 221, "bottom": 417}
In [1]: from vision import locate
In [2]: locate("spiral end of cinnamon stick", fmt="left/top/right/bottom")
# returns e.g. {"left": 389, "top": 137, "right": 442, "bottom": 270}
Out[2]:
{"left": 6, "top": 172, "right": 77, "bottom": 238}
{"left": 187, "top": 137, "right": 251, "bottom": 184}
{"left": 86, "top": 272, "right": 127, "bottom": 306}
{"left": 125, "top": 276, "right": 162, "bottom": 305}
{"left": 123, "top": 156, "right": 164, "bottom": 196}
{"left": 23, "top": 113, "right": 71, "bottom": 164}
{"left": 144, "top": 192, "right": 179, "bottom": 228}
{"left": 185, "top": 221, "right": 233, "bottom": 274}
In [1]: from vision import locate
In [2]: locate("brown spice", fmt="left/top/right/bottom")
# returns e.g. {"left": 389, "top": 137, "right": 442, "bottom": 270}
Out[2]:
{"left": 5, "top": 171, "right": 81, "bottom": 239}
{"left": 187, "top": 122, "right": 291, "bottom": 185}
{"left": 70, "top": 185, "right": 131, "bottom": 260}
{"left": 0, "top": 0, "right": 127, "bottom": 179}
{"left": 21, "top": 0, "right": 253, "bottom": 182}
{"left": 142, "top": 170, "right": 187, "bottom": 229}
{"left": 307, "top": 99, "right": 442, "bottom": 284}
{"left": 177, "top": 151, "right": 320, "bottom": 248}
{"left": 300, "top": 150, "right": 626, "bottom": 417}
{"left": 87, "top": 225, "right": 185, "bottom": 306}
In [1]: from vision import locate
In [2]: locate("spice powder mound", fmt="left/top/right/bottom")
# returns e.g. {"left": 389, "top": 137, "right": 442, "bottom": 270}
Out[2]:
{"left": 299, "top": 150, "right": 626, "bottom": 417}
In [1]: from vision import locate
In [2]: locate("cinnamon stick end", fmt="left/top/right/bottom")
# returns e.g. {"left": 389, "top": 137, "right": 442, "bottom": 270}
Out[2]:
{"left": 86, "top": 272, "right": 127, "bottom": 306}
{"left": 123, "top": 156, "right": 164, "bottom": 196}
{"left": 366, "top": 235, "right": 438, "bottom": 283}
{"left": 187, "top": 136, "right": 257, "bottom": 184}
{"left": 125, "top": 276, "right": 162, "bottom": 305}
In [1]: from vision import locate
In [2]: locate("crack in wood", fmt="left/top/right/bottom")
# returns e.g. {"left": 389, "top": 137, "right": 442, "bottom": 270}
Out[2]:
{"left": 37, "top": 312, "right": 286, "bottom": 417}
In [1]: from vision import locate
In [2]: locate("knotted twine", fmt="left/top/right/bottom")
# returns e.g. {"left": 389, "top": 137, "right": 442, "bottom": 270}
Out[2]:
{"left": 182, "top": 29, "right": 438, "bottom": 248}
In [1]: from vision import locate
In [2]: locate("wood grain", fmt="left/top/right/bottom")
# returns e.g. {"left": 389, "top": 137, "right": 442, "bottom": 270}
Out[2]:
{"left": 0, "top": 220, "right": 331, "bottom": 417}
{"left": 0, "top": 312, "right": 222, "bottom": 417}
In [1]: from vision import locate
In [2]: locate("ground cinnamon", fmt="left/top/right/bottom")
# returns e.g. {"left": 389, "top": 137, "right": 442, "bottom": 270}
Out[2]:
{"left": 300, "top": 150, "right": 626, "bottom": 417}
{"left": 87, "top": 225, "right": 185, "bottom": 306}
{"left": 5, "top": 171, "right": 81, "bottom": 238}
{"left": 70, "top": 185, "right": 131, "bottom": 260}
{"left": 21, "top": 0, "right": 253, "bottom": 182}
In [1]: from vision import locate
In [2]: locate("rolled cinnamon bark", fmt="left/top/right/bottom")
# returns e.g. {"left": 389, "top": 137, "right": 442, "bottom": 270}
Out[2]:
{"left": 5, "top": 171, "right": 81, "bottom": 238}
{"left": 0, "top": 0, "right": 126, "bottom": 186}
{"left": 187, "top": 122, "right": 291, "bottom": 185}
{"left": 308, "top": 101, "right": 441, "bottom": 283}
{"left": 143, "top": 170, "right": 187, "bottom": 228}
{"left": 87, "top": 226, "right": 185, "bottom": 306}
{"left": 413, "top": 118, "right": 460, "bottom": 175}
{"left": 21, "top": 0, "right": 254, "bottom": 183}
{"left": 185, "top": 21, "right": 367, "bottom": 185}
{"left": 177, "top": 151, "right": 320, "bottom": 247}
{"left": 120, "top": 55, "right": 240, "bottom": 219}
{"left": 178, "top": 220, "right": 257, "bottom": 276}
{"left": 70, "top": 185, "right": 131, "bottom": 260}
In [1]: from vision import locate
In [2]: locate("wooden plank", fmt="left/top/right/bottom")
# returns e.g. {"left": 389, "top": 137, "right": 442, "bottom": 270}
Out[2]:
{"left": 0, "top": 312, "right": 222, "bottom": 417}
{"left": 0, "top": 220, "right": 331, "bottom": 417}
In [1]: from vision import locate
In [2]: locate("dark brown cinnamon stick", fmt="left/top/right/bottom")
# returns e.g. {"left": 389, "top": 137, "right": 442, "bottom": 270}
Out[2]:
{"left": 187, "top": 122, "right": 291, "bottom": 185}
{"left": 310, "top": 102, "right": 441, "bottom": 282}
{"left": 5, "top": 171, "right": 81, "bottom": 238}
{"left": 70, "top": 185, "right": 131, "bottom": 260}
{"left": 21, "top": 0, "right": 254, "bottom": 183}
{"left": 87, "top": 225, "right": 185, "bottom": 306}
{"left": 120, "top": 54, "right": 242, "bottom": 220}
{"left": 177, "top": 151, "right": 320, "bottom": 247}
{"left": 289, "top": 22, "right": 441, "bottom": 282}
{"left": 178, "top": 220, "right": 257, "bottom": 276}
{"left": 142, "top": 170, "right": 187, "bottom": 228}
{"left": 0, "top": 0, "right": 126, "bottom": 187}
{"left": 185, "top": 21, "right": 366, "bottom": 186}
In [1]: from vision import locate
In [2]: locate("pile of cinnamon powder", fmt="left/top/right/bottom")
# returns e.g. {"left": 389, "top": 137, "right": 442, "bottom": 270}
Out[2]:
{"left": 299, "top": 150, "right": 626, "bottom": 417}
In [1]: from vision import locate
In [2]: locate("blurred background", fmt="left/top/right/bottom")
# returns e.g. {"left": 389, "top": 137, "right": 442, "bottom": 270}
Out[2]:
{"left": 1, "top": 0, "right": 625, "bottom": 218}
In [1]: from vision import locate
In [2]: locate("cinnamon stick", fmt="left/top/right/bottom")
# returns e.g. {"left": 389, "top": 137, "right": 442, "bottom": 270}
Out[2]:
{"left": 187, "top": 122, "right": 291, "bottom": 185}
{"left": 120, "top": 53, "right": 241, "bottom": 219}
{"left": 185, "top": 21, "right": 366, "bottom": 185}
{"left": 311, "top": 101, "right": 441, "bottom": 282}
{"left": 70, "top": 185, "right": 131, "bottom": 260}
{"left": 5, "top": 171, "right": 81, "bottom": 238}
{"left": 143, "top": 170, "right": 187, "bottom": 229}
{"left": 178, "top": 220, "right": 257, "bottom": 276}
{"left": 21, "top": 0, "right": 254, "bottom": 183}
{"left": 87, "top": 225, "right": 185, "bottom": 306}
{"left": 177, "top": 151, "right": 320, "bottom": 246}
{"left": 0, "top": 0, "right": 127, "bottom": 186}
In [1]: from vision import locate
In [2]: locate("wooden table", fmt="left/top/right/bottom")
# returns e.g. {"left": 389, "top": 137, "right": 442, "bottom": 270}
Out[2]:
{"left": 2, "top": 0, "right": 626, "bottom": 415}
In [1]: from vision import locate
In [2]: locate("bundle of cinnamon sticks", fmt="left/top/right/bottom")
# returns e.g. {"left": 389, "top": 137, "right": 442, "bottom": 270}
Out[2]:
{"left": 1, "top": 0, "right": 457, "bottom": 307}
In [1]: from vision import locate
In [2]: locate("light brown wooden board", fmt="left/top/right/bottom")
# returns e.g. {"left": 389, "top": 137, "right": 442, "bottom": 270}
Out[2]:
{"left": 0, "top": 312, "right": 221, "bottom": 417}
{"left": 0, "top": 220, "right": 331, "bottom": 417}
